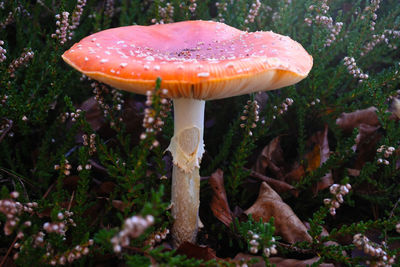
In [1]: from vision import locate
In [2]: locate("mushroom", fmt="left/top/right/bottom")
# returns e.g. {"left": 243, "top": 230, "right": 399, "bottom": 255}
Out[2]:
{"left": 62, "top": 20, "right": 313, "bottom": 246}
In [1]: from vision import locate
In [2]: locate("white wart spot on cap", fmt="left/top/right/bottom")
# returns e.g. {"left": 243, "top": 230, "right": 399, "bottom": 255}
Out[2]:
{"left": 145, "top": 56, "right": 155, "bottom": 61}
{"left": 197, "top": 72, "right": 210, "bottom": 77}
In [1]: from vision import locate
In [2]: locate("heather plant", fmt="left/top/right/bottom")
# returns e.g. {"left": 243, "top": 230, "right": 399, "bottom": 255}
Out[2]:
{"left": 0, "top": 0, "right": 400, "bottom": 266}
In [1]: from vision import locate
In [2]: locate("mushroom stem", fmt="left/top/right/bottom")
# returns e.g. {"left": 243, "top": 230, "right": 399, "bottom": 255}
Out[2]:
{"left": 167, "top": 98, "right": 205, "bottom": 246}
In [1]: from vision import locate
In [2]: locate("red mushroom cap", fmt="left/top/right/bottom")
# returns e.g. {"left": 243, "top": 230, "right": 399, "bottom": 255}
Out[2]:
{"left": 62, "top": 20, "right": 312, "bottom": 100}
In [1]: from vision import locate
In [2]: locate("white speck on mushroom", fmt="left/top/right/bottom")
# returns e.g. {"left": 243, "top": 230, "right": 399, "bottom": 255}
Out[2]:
{"left": 120, "top": 62, "right": 128, "bottom": 67}
{"left": 110, "top": 69, "right": 115, "bottom": 73}
{"left": 208, "top": 59, "right": 220, "bottom": 64}
{"left": 84, "top": 57, "right": 89, "bottom": 61}
{"left": 100, "top": 59, "right": 109, "bottom": 63}
{"left": 116, "top": 51, "right": 128, "bottom": 58}
{"left": 145, "top": 56, "right": 155, "bottom": 61}
{"left": 91, "top": 38, "right": 96, "bottom": 42}
{"left": 144, "top": 65, "right": 150, "bottom": 70}
{"left": 154, "top": 65, "right": 160, "bottom": 70}
{"left": 225, "top": 62, "right": 234, "bottom": 68}
{"left": 70, "top": 49, "right": 75, "bottom": 53}
{"left": 105, "top": 51, "right": 111, "bottom": 55}
{"left": 177, "top": 65, "right": 184, "bottom": 69}
{"left": 197, "top": 72, "right": 210, "bottom": 77}
{"left": 117, "top": 41, "right": 125, "bottom": 44}
{"left": 96, "top": 43, "right": 101, "bottom": 47}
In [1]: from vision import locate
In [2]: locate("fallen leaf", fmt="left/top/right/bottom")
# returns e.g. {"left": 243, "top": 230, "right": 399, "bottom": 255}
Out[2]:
{"left": 305, "top": 145, "right": 321, "bottom": 173}
{"left": 269, "top": 257, "right": 334, "bottom": 267}
{"left": 245, "top": 182, "right": 312, "bottom": 244}
{"left": 80, "top": 97, "right": 105, "bottom": 132}
{"left": 346, "top": 168, "right": 360, "bottom": 177}
{"left": 354, "top": 123, "right": 382, "bottom": 169}
{"left": 283, "top": 163, "right": 305, "bottom": 183}
{"left": 176, "top": 242, "right": 219, "bottom": 261}
{"left": 336, "top": 107, "right": 379, "bottom": 133}
{"left": 389, "top": 98, "right": 400, "bottom": 119}
{"left": 253, "top": 137, "right": 285, "bottom": 180}
{"left": 307, "top": 125, "right": 333, "bottom": 194}
{"left": 209, "top": 169, "right": 233, "bottom": 227}
{"left": 121, "top": 98, "right": 145, "bottom": 143}
{"left": 62, "top": 175, "right": 80, "bottom": 192}
{"left": 96, "top": 181, "right": 116, "bottom": 196}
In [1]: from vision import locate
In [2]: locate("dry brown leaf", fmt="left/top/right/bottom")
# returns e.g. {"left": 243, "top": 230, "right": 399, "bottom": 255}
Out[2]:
{"left": 232, "top": 254, "right": 335, "bottom": 267}
{"left": 305, "top": 145, "right": 321, "bottom": 173}
{"left": 336, "top": 107, "right": 379, "bottom": 133}
{"left": 284, "top": 126, "right": 333, "bottom": 193}
{"left": 121, "top": 98, "right": 145, "bottom": 142}
{"left": 80, "top": 97, "right": 105, "bottom": 132}
{"left": 96, "top": 181, "right": 116, "bottom": 196}
{"left": 209, "top": 169, "right": 233, "bottom": 227}
{"left": 283, "top": 163, "right": 305, "bottom": 183}
{"left": 308, "top": 125, "right": 333, "bottom": 194}
{"left": 347, "top": 168, "right": 360, "bottom": 177}
{"left": 245, "top": 182, "right": 312, "bottom": 244}
{"left": 62, "top": 175, "right": 80, "bottom": 192}
{"left": 269, "top": 257, "right": 334, "bottom": 267}
{"left": 253, "top": 137, "right": 285, "bottom": 180}
{"left": 176, "top": 242, "right": 219, "bottom": 261}
{"left": 354, "top": 123, "right": 382, "bottom": 169}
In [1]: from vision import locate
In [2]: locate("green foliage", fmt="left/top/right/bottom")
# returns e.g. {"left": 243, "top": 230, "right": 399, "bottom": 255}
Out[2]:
{"left": 0, "top": 0, "right": 400, "bottom": 266}
{"left": 233, "top": 215, "right": 276, "bottom": 251}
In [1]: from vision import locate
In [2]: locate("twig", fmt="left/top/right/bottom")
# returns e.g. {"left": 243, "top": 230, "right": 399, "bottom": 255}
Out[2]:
{"left": 244, "top": 168, "right": 298, "bottom": 196}
{"left": 389, "top": 196, "right": 400, "bottom": 219}
{"left": 42, "top": 182, "right": 55, "bottom": 199}
{"left": 0, "top": 235, "right": 18, "bottom": 267}
{"left": 67, "top": 191, "right": 75, "bottom": 211}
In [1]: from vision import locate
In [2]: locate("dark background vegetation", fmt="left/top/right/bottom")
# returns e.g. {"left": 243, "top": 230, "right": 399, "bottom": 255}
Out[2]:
{"left": 0, "top": 0, "right": 400, "bottom": 266}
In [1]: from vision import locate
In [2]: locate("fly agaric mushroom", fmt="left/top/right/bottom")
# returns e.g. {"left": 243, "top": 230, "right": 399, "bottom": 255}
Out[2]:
{"left": 62, "top": 20, "right": 313, "bottom": 246}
